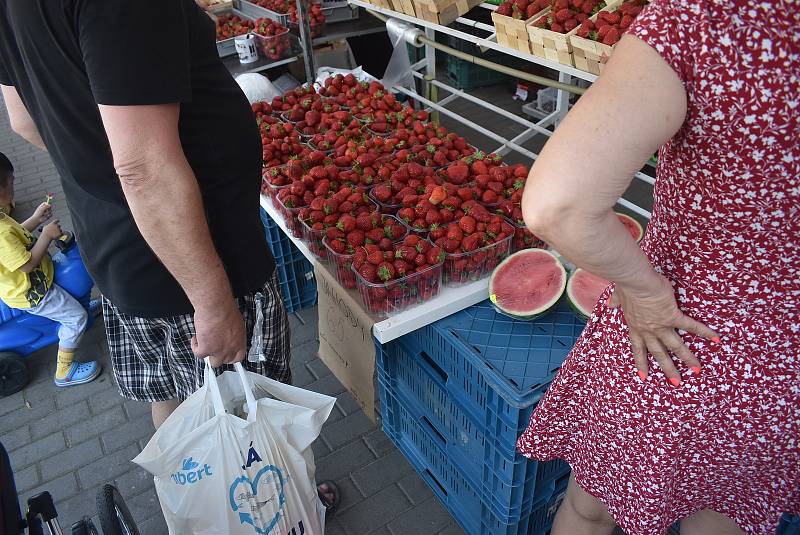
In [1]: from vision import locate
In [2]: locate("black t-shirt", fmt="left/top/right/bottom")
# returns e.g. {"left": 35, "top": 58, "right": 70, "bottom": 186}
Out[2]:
{"left": 0, "top": 0, "right": 273, "bottom": 317}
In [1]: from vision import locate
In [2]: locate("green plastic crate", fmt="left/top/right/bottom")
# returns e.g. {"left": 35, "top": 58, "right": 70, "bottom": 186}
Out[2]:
{"left": 445, "top": 55, "right": 512, "bottom": 91}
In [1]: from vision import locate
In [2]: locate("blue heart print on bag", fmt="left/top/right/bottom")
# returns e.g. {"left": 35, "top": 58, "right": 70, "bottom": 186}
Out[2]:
{"left": 229, "top": 464, "right": 287, "bottom": 534}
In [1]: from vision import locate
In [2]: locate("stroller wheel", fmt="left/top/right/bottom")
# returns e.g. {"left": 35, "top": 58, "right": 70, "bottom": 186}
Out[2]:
{"left": 72, "top": 516, "right": 100, "bottom": 535}
{"left": 96, "top": 485, "right": 140, "bottom": 535}
{"left": 0, "top": 352, "right": 28, "bottom": 397}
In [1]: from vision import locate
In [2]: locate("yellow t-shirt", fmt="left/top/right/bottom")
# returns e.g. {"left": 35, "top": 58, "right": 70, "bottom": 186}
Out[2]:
{"left": 0, "top": 214, "right": 54, "bottom": 308}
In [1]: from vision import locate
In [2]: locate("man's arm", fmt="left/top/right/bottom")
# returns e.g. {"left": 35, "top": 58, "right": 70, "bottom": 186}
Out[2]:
{"left": 97, "top": 103, "right": 246, "bottom": 366}
{"left": 0, "top": 85, "right": 46, "bottom": 150}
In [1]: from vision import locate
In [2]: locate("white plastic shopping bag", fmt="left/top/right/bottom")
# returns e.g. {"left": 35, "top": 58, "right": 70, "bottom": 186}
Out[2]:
{"left": 133, "top": 359, "right": 336, "bottom": 535}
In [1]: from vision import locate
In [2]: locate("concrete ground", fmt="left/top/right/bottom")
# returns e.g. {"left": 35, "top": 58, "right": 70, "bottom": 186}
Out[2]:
{"left": 0, "top": 95, "right": 465, "bottom": 534}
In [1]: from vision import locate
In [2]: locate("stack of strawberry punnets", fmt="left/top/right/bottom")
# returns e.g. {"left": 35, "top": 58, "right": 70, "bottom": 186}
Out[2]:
{"left": 435, "top": 213, "right": 514, "bottom": 285}
{"left": 492, "top": 0, "right": 549, "bottom": 53}
{"left": 571, "top": 0, "right": 647, "bottom": 73}
{"left": 257, "top": 76, "right": 546, "bottom": 316}
{"left": 495, "top": 0, "right": 549, "bottom": 20}
{"left": 216, "top": 15, "right": 254, "bottom": 41}
{"left": 252, "top": 18, "right": 291, "bottom": 61}
{"left": 530, "top": 0, "right": 605, "bottom": 32}
{"left": 352, "top": 235, "right": 444, "bottom": 317}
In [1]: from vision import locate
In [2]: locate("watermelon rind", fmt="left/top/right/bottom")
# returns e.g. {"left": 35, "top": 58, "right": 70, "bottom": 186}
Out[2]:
{"left": 616, "top": 212, "right": 644, "bottom": 242}
{"left": 566, "top": 268, "right": 610, "bottom": 320}
{"left": 488, "top": 248, "right": 566, "bottom": 321}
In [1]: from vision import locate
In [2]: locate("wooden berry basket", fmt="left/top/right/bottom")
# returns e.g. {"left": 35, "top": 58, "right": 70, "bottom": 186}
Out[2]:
{"left": 491, "top": 8, "right": 547, "bottom": 54}
{"left": 526, "top": 10, "right": 579, "bottom": 66}
{"left": 390, "top": 0, "right": 417, "bottom": 16}
{"left": 570, "top": 0, "right": 630, "bottom": 74}
{"left": 527, "top": 0, "right": 623, "bottom": 66}
{"left": 415, "top": 0, "right": 482, "bottom": 26}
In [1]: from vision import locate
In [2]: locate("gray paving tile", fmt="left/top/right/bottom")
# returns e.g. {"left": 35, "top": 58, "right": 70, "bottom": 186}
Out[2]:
{"left": 30, "top": 400, "right": 91, "bottom": 440}
{"left": 88, "top": 386, "right": 125, "bottom": 415}
{"left": 134, "top": 511, "right": 169, "bottom": 535}
{"left": 332, "top": 476, "right": 365, "bottom": 513}
{"left": 0, "top": 389, "right": 26, "bottom": 417}
{"left": 125, "top": 487, "right": 162, "bottom": 525}
{"left": 40, "top": 437, "right": 103, "bottom": 479}
{"left": 363, "top": 428, "right": 396, "bottom": 458}
{"left": 101, "top": 413, "right": 154, "bottom": 453}
{"left": 387, "top": 496, "right": 452, "bottom": 535}
{"left": 352, "top": 449, "right": 414, "bottom": 497}
{"left": 291, "top": 361, "right": 315, "bottom": 388}
{"left": 367, "top": 527, "right": 391, "bottom": 535}
{"left": 337, "top": 485, "right": 412, "bottom": 535}
{"left": 12, "top": 464, "right": 40, "bottom": 494}
{"left": 0, "top": 396, "right": 56, "bottom": 435}
{"left": 315, "top": 438, "right": 375, "bottom": 483}
{"left": 293, "top": 339, "right": 321, "bottom": 364}
{"left": 66, "top": 405, "right": 126, "bottom": 446}
{"left": 113, "top": 466, "right": 154, "bottom": 499}
{"left": 122, "top": 399, "right": 152, "bottom": 420}
{"left": 23, "top": 472, "right": 79, "bottom": 504}
{"left": 50, "top": 489, "right": 97, "bottom": 529}
{"left": 324, "top": 518, "right": 347, "bottom": 535}
{"left": 436, "top": 523, "right": 468, "bottom": 534}
{"left": 9, "top": 432, "right": 65, "bottom": 470}
{"left": 54, "top": 375, "right": 116, "bottom": 410}
{"left": 323, "top": 411, "right": 376, "bottom": 450}
{"left": 306, "top": 357, "right": 332, "bottom": 380}
{"left": 77, "top": 443, "right": 139, "bottom": 490}
{"left": 397, "top": 472, "right": 434, "bottom": 506}
{"left": 0, "top": 424, "right": 32, "bottom": 452}
{"left": 306, "top": 372, "right": 348, "bottom": 399}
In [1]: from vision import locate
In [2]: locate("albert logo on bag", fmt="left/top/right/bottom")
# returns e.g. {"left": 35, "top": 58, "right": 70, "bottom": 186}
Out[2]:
{"left": 171, "top": 457, "right": 213, "bottom": 486}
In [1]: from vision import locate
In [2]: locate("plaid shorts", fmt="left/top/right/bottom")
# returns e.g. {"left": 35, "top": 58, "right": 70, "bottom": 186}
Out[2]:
{"left": 103, "top": 271, "right": 291, "bottom": 402}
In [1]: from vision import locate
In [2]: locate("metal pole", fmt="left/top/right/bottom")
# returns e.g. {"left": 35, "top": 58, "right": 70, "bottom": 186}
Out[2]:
{"left": 295, "top": 0, "right": 316, "bottom": 83}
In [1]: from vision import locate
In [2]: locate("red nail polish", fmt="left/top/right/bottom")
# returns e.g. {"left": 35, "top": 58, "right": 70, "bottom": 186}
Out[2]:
{"left": 711, "top": 337, "right": 721, "bottom": 344}
{"left": 637, "top": 370, "right": 647, "bottom": 382}
{"left": 668, "top": 377, "right": 681, "bottom": 387}
{"left": 690, "top": 366, "right": 701, "bottom": 375}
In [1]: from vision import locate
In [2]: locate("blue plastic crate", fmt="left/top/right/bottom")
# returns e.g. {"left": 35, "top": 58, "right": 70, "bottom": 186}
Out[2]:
{"left": 380, "top": 300, "right": 583, "bottom": 520}
{"left": 776, "top": 514, "right": 800, "bottom": 535}
{"left": 526, "top": 483, "right": 567, "bottom": 535}
{"left": 376, "top": 338, "right": 570, "bottom": 522}
{"left": 380, "top": 384, "right": 570, "bottom": 535}
{"left": 260, "top": 208, "right": 317, "bottom": 314}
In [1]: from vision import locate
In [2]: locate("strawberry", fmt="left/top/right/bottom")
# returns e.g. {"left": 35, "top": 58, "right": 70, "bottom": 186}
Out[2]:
{"left": 356, "top": 213, "right": 375, "bottom": 231}
{"left": 328, "top": 237, "right": 347, "bottom": 254}
{"left": 377, "top": 262, "right": 396, "bottom": 282}
{"left": 357, "top": 263, "right": 378, "bottom": 283}
{"left": 337, "top": 214, "right": 356, "bottom": 233}
{"left": 429, "top": 186, "right": 447, "bottom": 206}
{"left": 404, "top": 234, "right": 421, "bottom": 247}
{"left": 482, "top": 190, "right": 499, "bottom": 204}
{"left": 365, "top": 228, "right": 385, "bottom": 244}
{"left": 462, "top": 234, "right": 480, "bottom": 252}
{"left": 446, "top": 163, "right": 469, "bottom": 184}
{"left": 373, "top": 184, "right": 392, "bottom": 203}
{"left": 393, "top": 259, "right": 411, "bottom": 277}
{"left": 346, "top": 229, "right": 365, "bottom": 246}
{"left": 602, "top": 27, "right": 621, "bottom": 45}
{"left": 443, "top": 238, "right": 460, "bottom": 253}
{"left": 459, "top": 215, "right": 477, "bottom": 234}
{"left": 367, "top": 249, "right": 384, "bottom": 266}
{"left": 426, "top": 247, "right": 445, "bottom": 265}
{"left": 446, "top": 225, "right": 463, "bottom": 242}
{"left": 397, "top": 207, "right": 415, "bottom": 222}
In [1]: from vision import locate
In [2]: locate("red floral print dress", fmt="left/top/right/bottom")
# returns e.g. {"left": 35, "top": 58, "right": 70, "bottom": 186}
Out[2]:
{"left": 516, "top": 1, "right": 800, "bottom": 534}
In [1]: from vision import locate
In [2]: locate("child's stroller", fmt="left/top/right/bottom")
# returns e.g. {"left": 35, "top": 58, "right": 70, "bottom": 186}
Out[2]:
{"left": 1, "top": 441, "right": 140, "bottom": 534}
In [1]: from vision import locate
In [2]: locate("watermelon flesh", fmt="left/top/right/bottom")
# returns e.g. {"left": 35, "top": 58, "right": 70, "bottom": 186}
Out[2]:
{"left": 489, "top": 248, "right": 566, "bottom": 319}
{"left": 566, "top": 268, "right": 610, "bottom": 318}
{"left": 616, "top": 212, "right": 644, "bottom": 242}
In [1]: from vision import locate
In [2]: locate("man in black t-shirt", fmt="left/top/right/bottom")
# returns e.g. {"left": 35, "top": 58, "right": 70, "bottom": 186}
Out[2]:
{"left": 0, "top": 1, "right": 290, "bottom": 427}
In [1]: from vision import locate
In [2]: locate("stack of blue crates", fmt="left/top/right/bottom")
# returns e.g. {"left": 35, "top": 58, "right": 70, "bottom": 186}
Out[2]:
{"left": 778, "top": 514, "right": 800, "bottom": 535}
{"left": 259, "top": 208, "right": 317, "bottom": 314}
{"left": 376, "top": 300, "right": 586, "bottom": 534}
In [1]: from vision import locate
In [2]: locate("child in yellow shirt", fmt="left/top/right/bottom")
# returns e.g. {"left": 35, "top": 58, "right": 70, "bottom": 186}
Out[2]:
{"left": 0, "top": 153, "right": 99, "bottom": 386}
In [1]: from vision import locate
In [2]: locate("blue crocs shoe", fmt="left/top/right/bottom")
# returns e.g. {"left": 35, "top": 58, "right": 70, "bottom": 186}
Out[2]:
{"left": 88, "top": 299, "right": 102, "bottom": 318}
{"left": 54, "top": 361, "right": 102, "bottom": 387}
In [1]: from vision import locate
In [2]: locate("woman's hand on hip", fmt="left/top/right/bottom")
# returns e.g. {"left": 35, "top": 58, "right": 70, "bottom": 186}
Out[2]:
{"left": 609, "top": 272, "right": 719, "bottom": 386}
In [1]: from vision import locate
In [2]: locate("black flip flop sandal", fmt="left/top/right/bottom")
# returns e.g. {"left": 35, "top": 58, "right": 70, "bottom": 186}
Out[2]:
{"left": 317, "top": 480, "right": 341, "bottom": 515}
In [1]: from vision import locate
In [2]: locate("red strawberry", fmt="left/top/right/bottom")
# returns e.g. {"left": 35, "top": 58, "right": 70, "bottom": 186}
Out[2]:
{"left": 602, "top": 27, "right": 621, "bottom": 45}
{"left": 357, "top": 263, "right": 378, "bottom": 283}
{"left": 393, "top": 259, "right": 411, "bottom": 276}
{"left": 404, "top": 234, "right": 421, "bottom": 247}
{"left": 397, "top": 207, "right": 415, "bottom": 222}
{"left": 459, "top": 215, "right": 477, "bottom": 234}
{"left": 395, "top": 245, "right": 417, "bottom": 261}
{"left": 356, "top": 213, "right": 375, "bottom": 231}
{"left": 446, "top": 164, "right": 469, "bottom": 184}
{"left": 429, "top": 186, "right": 447, "bottom": 206}
{"left": 373, "top": 184, "right": 392, "bottom": 203}
{"left": 426, "top": 246, "right": 445, "bottom": 265}
{"left": 346, "top": 229, "right": 365, "bottom": 246}
{"left": 377, "top": 262, "right": 396, "bottom": 282}
{"left": 446, "top": 225, "right": 464, "bottom": 242}
{"left": 443, "top": 238, "right": 460, "bottom": 253}
{"left": 482, "top": 190, "right": 499, "bottom": 204}
{"left": 365, "top": 228, "right": 385, "bottom": 243}
{"left": 328, "top": 238, "right": 347, "bottom": 254}
{"left": 462, "top": 234, "right": 480, "bottom": 252}
{"left": 337, "top": 214, "right": 356, "bottom": 233}
{"left": 367, "top": 249, "right": 384, "bottom": 266}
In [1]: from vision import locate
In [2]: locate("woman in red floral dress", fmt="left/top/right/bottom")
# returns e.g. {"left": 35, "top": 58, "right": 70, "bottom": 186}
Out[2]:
{"left": 517, "top": 1, "right": 799, "bottom": 534}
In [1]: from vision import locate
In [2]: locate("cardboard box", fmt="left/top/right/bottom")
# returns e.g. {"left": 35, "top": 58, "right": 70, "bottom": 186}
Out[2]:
{"left": 290, "top": 40, "right": 357, "bottom": 80}
{"left": 315, "top": 262, "right": 378, "bottom": 422}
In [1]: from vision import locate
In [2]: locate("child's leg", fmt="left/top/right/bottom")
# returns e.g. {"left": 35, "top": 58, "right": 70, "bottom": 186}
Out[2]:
{"left": 26, "top": 284, "right": 99, "bottom": 385}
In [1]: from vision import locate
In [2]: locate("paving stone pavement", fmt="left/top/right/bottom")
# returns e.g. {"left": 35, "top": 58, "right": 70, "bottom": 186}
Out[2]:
{"left": 0, "top": 98, "right": 466, "bottom": 534}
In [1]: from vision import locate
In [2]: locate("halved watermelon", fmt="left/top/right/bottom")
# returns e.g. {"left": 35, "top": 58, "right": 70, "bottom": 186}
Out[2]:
{"left": 489, "top": 248, "right": 566, "bottom": 320}
{"left": 616, "top": 212, "right": 644, "bottom": 242}
{"left": 566, "top": 268, "right": 611, "bottom": 319}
